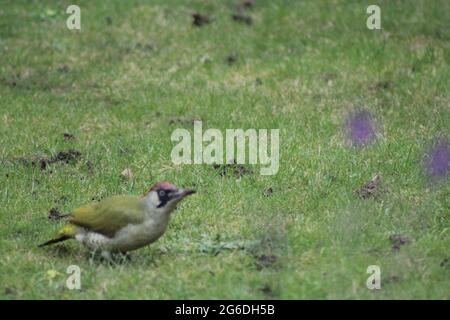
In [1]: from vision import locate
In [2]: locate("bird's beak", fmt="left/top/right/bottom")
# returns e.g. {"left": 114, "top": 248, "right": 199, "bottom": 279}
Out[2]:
{"left": 175, "top": 188, "right": 196, "bottom": 198}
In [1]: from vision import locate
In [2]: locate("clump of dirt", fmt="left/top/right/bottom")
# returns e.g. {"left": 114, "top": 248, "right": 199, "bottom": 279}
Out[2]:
{"left": 48, "top": 208, "right": 61, "bottom": 220}
{"left": 1, "top": 73, "right": 24, "bottom": 88}
{"left": 4, "top": 287, "right": 17, "bottom": 296}
{"left": 231, "top": 13, "right": 252, "bottom": 25}
{"left": 233, "top": 165, "right": 253, "bottom": 178}
{"left": 226, "top": 54, "right": 237, "bottom": 65}
{"left": 1, "top": 69, "right": 34, "bottom": 87}
{"left": 91, "top": 194, "right": 106, "bottom": 202}
{"left": 321, "top": 72, "right": 337, "bottom": 85}
{"left": 48, "top": 208, "right": 69, "bottom": 220}
{"left": 354, "top": 174, "right": 382, "bottom": 199}
{"left": 232, "top": 0, "right": 254, "bottom": 24}
{"left": 63, "top": 132, "right": 75, "bottom": 140}
{"left": 370, "top": 80, "right": 394, "bottom": 92}
{"left": 263, "top": 187, "right": 274, "bottom": 197}
{"left": 51, "top": 150, "right": 82, "bottom": 163}
{"left": 241, "top": 0, "right": 255, "bottom": 9}
{"left": 389, "top": 234, "right": 410, "bottom": 251}
{"left": 247, "top": 216, "right": 287, "bottom": 272}
{"left": 85, "top": 160, "right": 94, "bottom": 175}
{"left": 192, "top": 12, "right": 211, "bottom": 27}
{"left": 385, "top": 274, "right": 401, "bottom": 284}
{"left": 57, "top": 65, "right": 70, "bottom": 73}
{"left": 15, "top": 149, "right": 82, "bottom": 170}
{"left": 134, "top": 42, "right": 154, "bottom": 52}
{"left": 259, "top": 283, "right": 275, "bottom": 298}
{"left": 254, "top": 254, "right": 278, "bottom": 271}
{"left": 54, "top": 196, "right": 68, "bottom": 205}
{"left": 213, "top": 160, "right": 253, "bottom": 178}
{"left": 169, "top": 116, "right": 202, "bottom": 125}
{"left": 0, "top": 69, "right": 44, "bottom": 90}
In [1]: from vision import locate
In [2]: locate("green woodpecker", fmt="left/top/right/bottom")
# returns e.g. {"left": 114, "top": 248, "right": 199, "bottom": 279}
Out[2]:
{"left": 39, "top": 182, "right": 195, "bottom": 258}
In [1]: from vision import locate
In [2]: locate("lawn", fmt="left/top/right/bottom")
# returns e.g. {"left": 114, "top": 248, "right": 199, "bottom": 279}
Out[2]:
{"left": 0, "top": 0, "right": 449, "bottom": 299}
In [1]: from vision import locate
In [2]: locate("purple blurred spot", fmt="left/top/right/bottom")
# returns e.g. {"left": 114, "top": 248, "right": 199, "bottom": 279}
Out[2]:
{"left": 425, "top": 137, "right": 450, "bottom": 180}
{"left": 345, "top": 110, "right": 376, "bottom": 146}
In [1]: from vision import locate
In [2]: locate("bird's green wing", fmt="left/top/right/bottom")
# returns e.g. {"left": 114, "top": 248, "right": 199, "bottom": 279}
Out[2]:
{"left": 70, "top": 195, "right": 147, "bottom": 238}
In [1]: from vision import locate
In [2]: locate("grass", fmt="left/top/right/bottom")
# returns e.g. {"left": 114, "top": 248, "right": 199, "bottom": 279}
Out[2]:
{"left": 0, "top": 0, "right": 449, "bottom": 299}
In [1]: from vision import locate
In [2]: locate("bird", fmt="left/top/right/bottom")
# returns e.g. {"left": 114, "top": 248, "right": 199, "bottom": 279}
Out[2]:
{"left": 39, "top": 181, "right": 195, "bottom": 259}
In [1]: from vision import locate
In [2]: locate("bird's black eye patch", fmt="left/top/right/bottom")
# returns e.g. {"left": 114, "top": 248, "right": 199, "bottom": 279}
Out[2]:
{"left": 157, "top": 189, "right": 171, "bottom": 208}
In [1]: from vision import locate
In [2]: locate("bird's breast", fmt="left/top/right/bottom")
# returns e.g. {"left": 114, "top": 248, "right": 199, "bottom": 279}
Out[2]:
{"left": 110, "top": 217, "right": 169, "bottom": 252}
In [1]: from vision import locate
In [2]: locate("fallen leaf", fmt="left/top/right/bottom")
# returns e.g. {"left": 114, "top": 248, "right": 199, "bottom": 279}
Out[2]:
{"left": 354, "top": 174, "right": 381, "bottom": 199}
{"left": 120, "top": 168, "right": 133, "bottom": 179}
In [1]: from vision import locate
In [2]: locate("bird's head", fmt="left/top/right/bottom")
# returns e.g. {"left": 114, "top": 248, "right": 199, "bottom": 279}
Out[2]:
{"left": 142, "top": 181, "right": 196, "bottom": 214}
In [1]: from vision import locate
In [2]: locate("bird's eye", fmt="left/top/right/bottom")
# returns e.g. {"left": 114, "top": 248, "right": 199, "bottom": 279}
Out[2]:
{"left": 158, "top": 190, "right": 166, "bottom": 197}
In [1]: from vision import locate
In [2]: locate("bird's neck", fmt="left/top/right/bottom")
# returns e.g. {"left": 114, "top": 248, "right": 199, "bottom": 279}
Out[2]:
{"left": 141, "top": 194, "right": 172, "bottom": 222}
